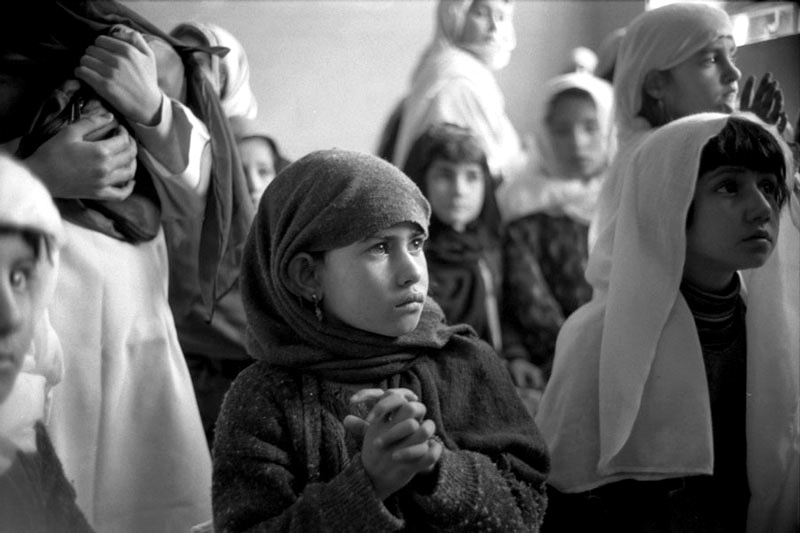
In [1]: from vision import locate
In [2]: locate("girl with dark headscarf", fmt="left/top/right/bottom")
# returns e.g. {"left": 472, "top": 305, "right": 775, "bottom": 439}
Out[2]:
{"left": 212, "top": 149, "right": 549, "bottom": 532}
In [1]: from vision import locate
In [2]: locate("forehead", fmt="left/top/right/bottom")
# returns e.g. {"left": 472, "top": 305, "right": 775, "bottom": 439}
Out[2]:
{"left": 698, "top": 165, "right": 776, "bottom": 181}
{"left": 693, "top": 36, "right": 736, "bottom": 57}
{"left": 427, "top": 159, "right": 484, "bottom": 176}
{"left": 468, "top": 0, "right": 513, "bottom": 14}
{"left": 0, "top": 232, "right": 36, "bottom": 261}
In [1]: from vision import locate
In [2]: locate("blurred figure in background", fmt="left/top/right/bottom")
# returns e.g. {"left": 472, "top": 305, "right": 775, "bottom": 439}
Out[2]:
{"left": 391, "top": 0, "right": 526, "bottom": 185}
{"left": 170, "top": 22, "right": 258, "bottom": 120}
{"left": 229, "top": 116, "right": 291, "bottom": 206}
{"left": 497, "top": 71, "right": 614, "bottom": 388}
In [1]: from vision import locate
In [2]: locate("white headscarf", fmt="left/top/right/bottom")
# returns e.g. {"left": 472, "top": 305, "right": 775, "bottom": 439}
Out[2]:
{"left": 587, "top": 3, "right": 734, "bottom": 292}
{"left": 0, "top": 155, "right": 63, "bottom": 459}
{"left": 497, "top": 72, "right": 614, "bottom": 224}
{"left": 536, "top": 113, "right": 799, "bottom": 532}
{"left": 393, "top": 0, "right": 522, "bottom": 176}
{"left": 171, "top": 22, "right": 258, "bottom": 120}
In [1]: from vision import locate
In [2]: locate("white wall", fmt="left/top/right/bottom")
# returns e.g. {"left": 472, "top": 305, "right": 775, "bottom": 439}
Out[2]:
{"left": 124, "top": 1, "right": 645, "bottom": 160}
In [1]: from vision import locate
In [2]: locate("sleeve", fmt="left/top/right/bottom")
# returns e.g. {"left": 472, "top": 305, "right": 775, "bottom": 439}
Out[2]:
{"left": 211, "top": 371, "right": 406, "bottom": 533}
{"left": 502, "top": 218, "right": 565, "bottom": 371}
{"left": 400, "top": 340, "right": 550, "bottom": 532}
{"left": 130, "top": 93, "right": 212, "bottom": 219}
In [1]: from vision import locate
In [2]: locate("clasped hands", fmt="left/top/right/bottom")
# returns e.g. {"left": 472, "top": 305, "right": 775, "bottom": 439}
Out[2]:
{"left": 343, "top": 388, "right": 442, "bottom": 501}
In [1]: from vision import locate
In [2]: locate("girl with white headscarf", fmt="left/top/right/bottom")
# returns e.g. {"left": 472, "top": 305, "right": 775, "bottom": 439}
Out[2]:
{"left": 587, "top": 2, "right": 787, "bottom": 293}
{"left": 0, "top": 155, "right": 93, "bottom": 531}
{"left": 536, "top": 113, "right": 799, "bottom": 532}
{"left": 170, "top": 22, "right": 258, "bottom": 120}
{"left": 497, "top": 72, "right": 614, "bottom": 388}
{"left": 392, "top": 0, "right": 524, "bottom": 181}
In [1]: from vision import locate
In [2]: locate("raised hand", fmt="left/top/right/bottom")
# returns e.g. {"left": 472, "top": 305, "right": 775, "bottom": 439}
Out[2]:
{"left": 739, "top": 73, "right": 788, "bottom": 133}
{"left": 344, "top": 388, "right": 442, "bottom": 500}
{"left": 75, "top": 25, "right": 162, "bottom": 126}
{"left": 25, "top": 112, "right": 137, "bottom": 201}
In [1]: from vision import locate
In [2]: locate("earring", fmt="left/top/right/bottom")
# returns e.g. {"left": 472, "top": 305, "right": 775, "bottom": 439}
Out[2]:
{"left": 311, "top": 294, "right": 324, "bottom": 323}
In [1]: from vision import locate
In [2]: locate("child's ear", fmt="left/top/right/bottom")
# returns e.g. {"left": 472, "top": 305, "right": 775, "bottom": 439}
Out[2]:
{"left": 643, "top": 70, "right": 668, "bottom": 100}
{"left": 286, "top": 252, "right": 323, "bottom": 301}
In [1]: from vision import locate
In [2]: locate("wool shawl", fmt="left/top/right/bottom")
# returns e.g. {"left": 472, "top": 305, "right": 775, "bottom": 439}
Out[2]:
{"left": 587, "top": 3, "right": 733, "bottom": 293}
{"left": 241, "top": 149, "right": 481, "bottom": 383}
{"left": 535, "top": 113, "right": 799, "bottom": 532}
{"left": 4, "top": 0, "right": 254, "bottom": 317}
{"left": 497, "top": 72, "right": 614, "bottom": 225}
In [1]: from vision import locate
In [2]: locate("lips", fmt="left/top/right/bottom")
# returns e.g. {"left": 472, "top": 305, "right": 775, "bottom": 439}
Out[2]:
{"left": 744, "top": 229, "right": 772, "bottom": 242}
{"left": 396, "top": 293, "right": 425, "bottom": 308}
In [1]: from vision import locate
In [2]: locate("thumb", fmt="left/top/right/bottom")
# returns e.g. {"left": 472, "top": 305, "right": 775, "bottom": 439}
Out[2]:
{"left": 343, "top": 415, "right": 369, "bottom": 440}
{"left": 110, "top": 25, "right": 153, "bottom": 58}
{"left": 63, "top": 112, "right": 118, "bottom": 140}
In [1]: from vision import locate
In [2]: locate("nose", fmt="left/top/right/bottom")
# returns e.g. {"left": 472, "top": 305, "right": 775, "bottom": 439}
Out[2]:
{"left": 396, "top": 247, "right": 424, "bottom": 288}
{"left": 745, "top": 186, "right": 773, "bottom": 223}
{"left": 572, "top": 127, "right": 591, "bottom": 152}
{"left": 0, "top": 283, "right": 23, "bottom": 337}
{"left": 722, "top": 57, "right": 741, "bottom": 84}
{"left": 453, "top": 175, "right": 468, "bottom": 196}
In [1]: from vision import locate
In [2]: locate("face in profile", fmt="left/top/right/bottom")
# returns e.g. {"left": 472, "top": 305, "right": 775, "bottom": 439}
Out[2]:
{"left": 238, "top": 137, "right": 277, "bottom": 205}
{"left": 0, "top": 233, "right": 39, "bottom": 404}
{"left": 317, "top": 222, "right": 429, "bottom": 337}
{"left": 684, "top": 166, "right": 780, "bottom": 290}
{"left": 661, "top": 37, "right": 741, "bottom": 119}
{"left": 546, "top": 92, "right": 607, "bottom": 178}
{"left": 459, "top": 0, "right": 513, "bottom": 47}
{"left": 424, "top": 158, "right": 486, "bottom": 232}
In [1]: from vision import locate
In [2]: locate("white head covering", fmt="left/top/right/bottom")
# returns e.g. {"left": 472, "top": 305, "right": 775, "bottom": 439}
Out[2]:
{"left": 0, "top": 154, "right": 63, "bottom": 458}
{"left": 415, "top": 0, "right": 517, "bottom": 77}
{"left": 171, "top": 22, "right": 258, "bottom": 120}
{"left": 587, "top": 3, "right": 734, "bottom": 292}
{"left": 536, "top": 113, "right": 799, "bottom": 531}
{"left": 497, "top": 72, "right": 614, "bottom": 224}
{"left": 393, "top": 0, "right": 522, "bottom": 178}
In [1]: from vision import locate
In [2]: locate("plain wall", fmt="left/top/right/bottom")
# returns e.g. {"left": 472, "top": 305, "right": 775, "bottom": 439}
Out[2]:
{"left": 123, "top": 1, "right": 645, "bottom": 160}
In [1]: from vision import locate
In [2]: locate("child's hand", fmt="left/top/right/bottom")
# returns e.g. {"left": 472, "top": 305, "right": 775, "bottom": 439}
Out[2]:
{"left": 75, "top": 25, "right": 162, "bottom": 126}
{"left": 26, "top": 112, "right": 137, "bottom": 201}
{"left": 344, "top": 388, "right": 442, "bottom": 500}
{"left": 739, "top": 73, "right": 788, "bottom": 133}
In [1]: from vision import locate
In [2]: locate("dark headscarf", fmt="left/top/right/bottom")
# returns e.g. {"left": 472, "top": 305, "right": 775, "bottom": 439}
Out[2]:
{"left": 2, "top": 0, "right": 253, "bottom": 318}
{"left": 241, "top": 149, "right": 475, "bottom": 382}
{"left": 403, "top": 124, "right": 502, "bottom": 340}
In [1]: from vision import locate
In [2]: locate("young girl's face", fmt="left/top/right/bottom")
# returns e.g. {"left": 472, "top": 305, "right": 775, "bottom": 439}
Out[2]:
{"left": 238, "top": 137, "right": 277, "bottom": 205}
{"left": 424, "top": 158, "right": 485, "bottom": 232}
{"left": 661, "top": 37, "right": 741, "bottom": 119}
{"left": 459, "top": 0, "right": 513, "bottom": 47}
{"left": 317, "top": 222, "right": 428, "bottom": 337}
{"left": 547, "top": 94, "right": 606, "bottom": 178}
{"left": 684, "top": 166, "right": 780, "bottom": 291}
{"left": 0, "top": 233, "right": 38, "bottom": 404}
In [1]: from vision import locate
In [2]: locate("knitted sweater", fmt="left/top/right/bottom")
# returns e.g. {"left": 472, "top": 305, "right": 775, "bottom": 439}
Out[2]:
{"left": 213, "top": 341, "right": 549, "bottom": 532}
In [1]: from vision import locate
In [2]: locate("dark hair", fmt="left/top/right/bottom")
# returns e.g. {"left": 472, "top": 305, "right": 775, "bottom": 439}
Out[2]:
{"left": 403, "top": 123, "right": 500, "bottom": 237}
{"left": 698, "top": 116, "right": 788, "bottom": 206}
{"left": 0, "top": 226, "right": 54, "bottom": 264}
{"left": 688, "top": 116, "right": 789, "bottom": 225}
{"left": 402, "top": 123, "right": 491, "bottom": 185}
{"left": 545, "top": 87, "right": 595, "bottom": 126}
